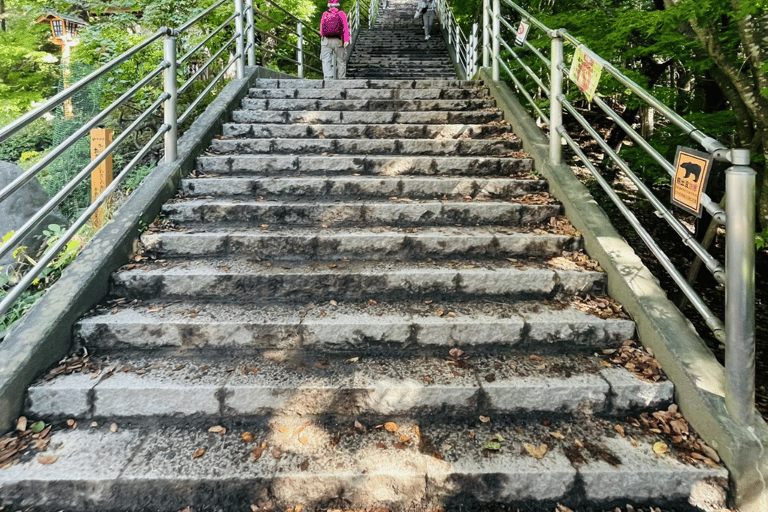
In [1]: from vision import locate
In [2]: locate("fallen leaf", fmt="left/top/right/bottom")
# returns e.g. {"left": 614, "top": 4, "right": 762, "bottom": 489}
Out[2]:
{"left": 208, "top": 425, "right": 226, "bottom": 435}
{"left": 354, "top": 420, "right": 365, "bottom": 432}
{"left": 653, "top": 441, "right": 668, "bottom": 455}
{"left": 299, "top": 434, "right": 309, "bottom": 445}
{"left": 523, "top": 443, "right": 548, "bottom": 459}
{"left": 399, "top": 434, "right": 411, "bottom": 443}
{"left": 29, "top": 421, "right": 45, "bottom": 434}
{"left": 91, "top": 422, "right": 98, "bottom": 428}
{"left": 482, "top": 440, "right": 501, "bottom": 451}
{"left": 614, "top": 424, "right": 625, "bottom": 437}
{"left": 550, "top": 431, "right": 565, "bottom": 440}
{"left": 67, "top": 419, "right": 77, "bottom": 429}
{"left": 242, "top": 432, "right": 255, "bottom": 443}
{"left": 271, "top": 448, "right": 282, "bottom": 460}
{"left": 574, "top": 439, "right": 584, "bottom": 448}
{"left": 479, "top": 416, "right": 490, "bottom": 423}
{"left": 384, "top": 422, "right": 398, "bottom": 432}
{"left": 16, "top": 417, "right": 27, "bottom": 432}
{"left": 37, "top": 455, "right": 58, "bottom": 465}
{"left": 192, "top": 447, "right": 206, "bottom": 459}
{"left": 347, "top": 357, "right": 359, "bottom": 363}
{"left": 110, "top": 423, "right": 118, "bottom": 433}
{"left": 299, "top": 459, "right": 309, "bottom": 471}
{"left": 376, "top": 442, "right": 387, "bottom": 449}
{"left": 251, "top": 443, "right": 266, "bottom": 461}
{"left": 251, "top": 505, "right": 260, "bottom": 512}
{"left": 279, "top": 426, "right": 288, "bottom": 434}
{"left": 530, "top": 355, "right": 542, "bottom": 361}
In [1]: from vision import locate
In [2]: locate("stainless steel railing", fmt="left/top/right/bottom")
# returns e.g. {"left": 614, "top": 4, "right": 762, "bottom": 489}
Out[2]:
{"left": 475, "top": 0, "right": 756, "bottom": 423}
{"left": 0, "top": 0, "right": 377, "bottom": 335}
{"left": 434, "top": 0, "right": 479, "bottom": 80}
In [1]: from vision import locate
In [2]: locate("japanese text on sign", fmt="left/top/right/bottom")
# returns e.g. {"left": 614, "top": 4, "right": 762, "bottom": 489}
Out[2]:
{"left": 671, "top": 146, "right": 712, "bottom": 217}
{"left": 568, "top": 47, "right": 602, "bottom": 102}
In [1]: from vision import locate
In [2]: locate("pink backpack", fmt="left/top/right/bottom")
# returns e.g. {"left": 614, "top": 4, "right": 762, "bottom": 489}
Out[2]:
{"left": 321, "top": 9, "right": 343, "bottom": 38}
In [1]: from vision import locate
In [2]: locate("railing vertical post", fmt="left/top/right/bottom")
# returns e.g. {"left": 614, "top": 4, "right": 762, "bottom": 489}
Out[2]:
{"left": 483, "top": 0, "right": 489, "bottom": 68}
{"left": 492, "top": 0, "right": 500, "bottom": 81}
{"left": 356, "top": 1, "right": 361, "bottom": 33}
{"left": 297, "top": 22, "right": 304, "bottom": 79}
{"left": 163, "top": 31, "right": 178, "bottom": 163}
{"left": 234, "top": 0, "right": 245, "bottom": 79}
{"left": 549, "top": 31, "right": 563, "bottom": 164}
{"left": 471, "top": 22, "right": 478, "bottom": 78}
{"left": 246, "top": 0, "right": 255, "bottom": 66}
{"left": 725, "top": 149, "right": 756, "bottom": 423}
{"left": 455, "top": 23, "right": 461, "bottom": 73}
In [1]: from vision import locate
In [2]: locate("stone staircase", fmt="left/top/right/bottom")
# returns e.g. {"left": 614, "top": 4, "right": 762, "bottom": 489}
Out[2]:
{"left": 347, "top": 0, "right": 456, "bottom": 79}
{"left": 0, "top": 76, "right": 728, "bottom": 511}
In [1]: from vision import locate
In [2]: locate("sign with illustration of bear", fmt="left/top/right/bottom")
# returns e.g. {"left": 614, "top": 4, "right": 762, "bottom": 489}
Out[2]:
{"left": 671, "top": 146, "right": 712, "bottom": 217}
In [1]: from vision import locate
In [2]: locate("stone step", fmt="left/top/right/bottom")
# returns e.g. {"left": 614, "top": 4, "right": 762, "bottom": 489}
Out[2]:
{"left": 221, "top": 123, "right": 511, "bottom": 140}
{"left": 247, "top": 88, "right": 489, "bottom": 100}
{"left": 230, "top": 109, "right": 503, "bottom": 125}
{"left": 108, "top": 259, "right": 606, "bottom": 302}
{"left": 0, "top": 415, "right": 725, "bottom": 511}
{"left": 250, "top": 78, "right": 478, "bottom": 89}
{"left": 239, "top": 98, "right": 495, "bottom": 112}
{"left": 195, "top": 155, "right": 533, "bottom": 177}
{"left": 161, "top": 199, "right": 559, "bottom": 228}
{"left": 141, "top": 226, "right": 579, "bottom": 261}
{"left": 75, "top": 299, "right": 634, "bottom": 352}
{"left": 207, "top": 138, "right": 520, "bottom": 157}
{"left": 26, "top": 352, "right": 668, "bottom": 419}
{"left": 180, "top": 176, "right": 545, "bottom": 200}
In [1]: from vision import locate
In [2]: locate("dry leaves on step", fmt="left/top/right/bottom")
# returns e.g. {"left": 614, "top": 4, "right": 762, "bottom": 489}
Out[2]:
{"left": 384, "top": 422, "right": 398, "bottom": 433}
{"left": 602, "top": 340, "right": 664, "bottom": 382}
{"left": 523, "top": 443, "right": 548, "bottom": 459}
{"left": 44, "top": 348, "right": 99, "bottom": 381}
{"left": 571, "top": 294, "right": 627, "bottom": 320}
{"left": 208, "top": 425, "right": 227, "bottom": 435}
{"left": 192, "top": 447, "right": 206, "bottom": 459}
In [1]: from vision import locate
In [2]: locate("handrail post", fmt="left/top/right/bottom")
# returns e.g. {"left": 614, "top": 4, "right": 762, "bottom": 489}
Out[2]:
{"left": 471, "top": 22, "right": 478, "bottom": 78}
{"left": 549, "top": 31, "right": 563, "bottom": 164}
{"left": 234, "top": 0, "right": 245, "bottom": 79}
{"left": 163, "top": 31, "right": 178, "bottom": 163}
{"left": 246, "top": 0, "right": 256, "bottom": 66}
{"left": 483, "top": 0, "right": 489, "bottom": 68}
{"left": 297, "top": 22, "right": 304, "bottom": 79}
{"left": 725, "top": 149, "right": 756, "bottom": 423}
{"left": 492, "top": 0, "right": 500, "bottom": 81}
{"left": 356, "top": 1, "right": 361, "bottom": 33}
{"left": 455, "top": 23, "right": 461, "bottom": 73}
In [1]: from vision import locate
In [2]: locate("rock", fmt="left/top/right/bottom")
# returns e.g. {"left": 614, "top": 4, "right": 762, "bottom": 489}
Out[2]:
{"left": 0, "top": 161, "right": 68, "bottom": 273}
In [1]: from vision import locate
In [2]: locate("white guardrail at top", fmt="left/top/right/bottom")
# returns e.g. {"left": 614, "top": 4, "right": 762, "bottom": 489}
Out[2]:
{"left": 0, "top": 0, "right": 381, "bottom": 338}
{"left": 446, "top": 0, "right": 755, "bottom": 424}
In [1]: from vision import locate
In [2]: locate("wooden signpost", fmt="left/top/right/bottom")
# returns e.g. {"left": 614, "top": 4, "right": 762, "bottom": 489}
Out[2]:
{"left": 90, "top": 128, "right": 113, "bottom": 229}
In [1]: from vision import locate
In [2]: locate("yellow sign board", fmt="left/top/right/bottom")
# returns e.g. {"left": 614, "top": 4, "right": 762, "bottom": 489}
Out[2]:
{"left": 568, "top": 47, "right": 602, "bottom": 102}
{"left": 671, "top": 146, "right": 712, "bottom": 217}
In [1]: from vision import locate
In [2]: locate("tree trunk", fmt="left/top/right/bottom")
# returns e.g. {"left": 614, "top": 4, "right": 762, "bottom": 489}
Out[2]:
{"left": 1, "top": 0, "right": 6, "bottom": 32}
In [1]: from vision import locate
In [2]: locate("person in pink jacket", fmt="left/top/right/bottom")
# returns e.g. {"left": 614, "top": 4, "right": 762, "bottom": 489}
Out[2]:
{"left": 320, "top": 1, "right": 351, "bottom": 80}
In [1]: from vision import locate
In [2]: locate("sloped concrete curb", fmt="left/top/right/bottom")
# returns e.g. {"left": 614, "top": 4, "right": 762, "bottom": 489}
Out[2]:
{"left": 0, "top": 66, "right": 292, "bottom": 433}
{"left": 478, "top": 68, "right": 768, "bottom": 511}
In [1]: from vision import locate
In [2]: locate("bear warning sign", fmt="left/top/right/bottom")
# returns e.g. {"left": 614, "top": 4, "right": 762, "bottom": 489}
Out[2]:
{"left": 671, "top": 146, "right": 712, "bottom": 217}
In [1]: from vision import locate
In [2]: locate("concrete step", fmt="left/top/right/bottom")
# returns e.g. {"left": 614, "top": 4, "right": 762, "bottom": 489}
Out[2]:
{"left": 230, "top": 109, "right": 503, "bottom": 125}
{"left": 221, "top": 123, "right": 512, "bottom": 140}
{"left": 239, "top": 98, "right": 495, "bottom": 112}
{"left": 179, "top": 176, "right": 546, "bottom": 200}
{"left": 0, "top": 415, "right": 725, "bottom": 511}
{"left": 75, "top": 299, "right": 634, "bottom": 352}
{"left": 140, "top": 226, "right": 579, "bottom": 261}
{"left": 26, "top": 352, "right": 667, "bottom": 419}
{"left": 247, "top": 88, "right": 490, "bottom": 100}
{"left": 161, "top": 199, "right": 559, "bottom": 229}
{"left": 250, "top": 78, "right": 478, "bottom": 89}
{"left": 194, "top": 155, "right": 533, "bottom": 177}
{"left": 207, "top": 138, "right": 520, "bottom": 157}
{"left": 108, "top": 259, "right": 606, "bottom": 302}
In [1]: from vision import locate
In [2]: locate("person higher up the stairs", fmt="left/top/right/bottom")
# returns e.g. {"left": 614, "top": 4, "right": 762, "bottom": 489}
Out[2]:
{"left": 415, "top": 0, "right": 437, "bottom": 40}
{"left": 320, "top": 1, "right": 350, "bottom": 79}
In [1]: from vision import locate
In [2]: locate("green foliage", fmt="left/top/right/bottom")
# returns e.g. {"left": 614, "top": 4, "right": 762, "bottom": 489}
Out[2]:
{"left": 0, "top": 225, "right": 82, "bottom": 340}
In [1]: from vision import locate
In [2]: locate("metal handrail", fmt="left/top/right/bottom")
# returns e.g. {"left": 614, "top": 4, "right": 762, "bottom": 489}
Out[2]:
{"left": 0, "top": 0, "right": 329, "bottom": 335}
{"left": 480, "top": 0, "right": 756, "bottom": 423}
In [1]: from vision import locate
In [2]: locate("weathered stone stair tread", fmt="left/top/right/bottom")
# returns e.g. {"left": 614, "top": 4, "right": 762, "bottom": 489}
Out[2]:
{"left": 247, "top": 88, "right": 490, "bottom": 100}
{"left": 180, "top": 176, "right": 545, "bottom": 199}
{"left": 207, "top": 137, "right": 520, "bottom": 156}
{"left": 0, "top": 417, "right": 724, "bottom": 510}
{"left": 222, "top": 123, "right": 511, "bottom": 139}
{"left": 162, "top": 199, "right": 557, "bottom": 228}
{"left": 27, "top": 351, "right": 669, "bottom": 418}
{"left": 240, "top": 98, "right": 495, "bottom": 111}
{"left": 251, "top": 79, "right": 477, "bottom": 89}
{"left": 195, "top": 154, "right": 532, "bottom": 177}
{"left": 109, "top": 258, "right": 605, "bottom": 301}
{"left": 230, "top": 110, "right": 503, "bottom": 125}
{"left": 140, "top": 226, "right": 580, "bottom": 260}
{"left": 75, "top": 299, "right": 634, "bottom": 350}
